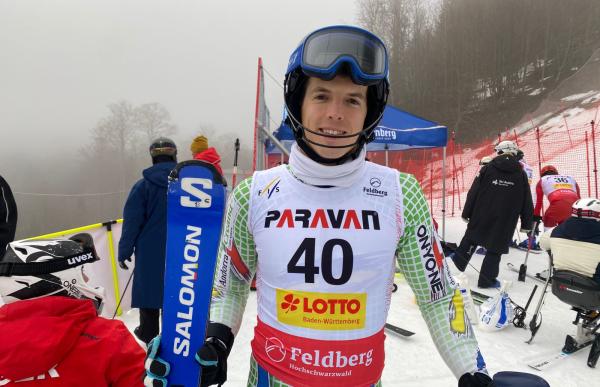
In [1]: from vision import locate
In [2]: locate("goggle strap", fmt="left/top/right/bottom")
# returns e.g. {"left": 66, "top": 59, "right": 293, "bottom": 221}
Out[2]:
{"left": 0, "top": 250, "right": 98, "bottom": 277}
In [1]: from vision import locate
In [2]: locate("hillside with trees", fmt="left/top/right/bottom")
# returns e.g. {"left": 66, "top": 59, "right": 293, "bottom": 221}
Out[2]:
{"left": 357, "top": 0, "right": 600, "bottom": 142}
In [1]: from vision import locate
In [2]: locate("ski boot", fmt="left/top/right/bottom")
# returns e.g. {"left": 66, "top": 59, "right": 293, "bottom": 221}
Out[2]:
{"left": 563, "top": 320, "right": 596, "bottom": 353}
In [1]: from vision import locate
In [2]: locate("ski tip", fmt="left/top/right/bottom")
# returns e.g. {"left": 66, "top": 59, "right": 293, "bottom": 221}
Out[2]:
{"left": 169, "top": 160, "right": 228, "bottom": 186}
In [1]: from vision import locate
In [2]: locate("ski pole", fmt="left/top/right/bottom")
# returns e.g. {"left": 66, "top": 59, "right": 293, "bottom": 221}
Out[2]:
{"left": 526, "top": 252, "right": 553, "bottom": 344}
{"left": 112, "top": 270, "right": 134, "bottom": 319}
{"left": 518, "top": 221, "right": 538, "bottom": 282}
{"left": 513, "top": 284, "right": 538, "bottom": 328}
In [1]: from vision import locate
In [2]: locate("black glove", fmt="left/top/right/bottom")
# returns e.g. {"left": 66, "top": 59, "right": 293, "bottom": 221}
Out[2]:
{"left": 459, "top": 372, "right": 494, "bottom": 387}
{"left": 144, "top": 335, "right": 169, "bottom": 387}
{"left": 119, "top": 256, "right": 132, "bottom": 270}
{"left": 196, "top": 323, "right": 234, "bottom": 387}
{"left": 532, "top": 215, "right": 542, "bottom": 223}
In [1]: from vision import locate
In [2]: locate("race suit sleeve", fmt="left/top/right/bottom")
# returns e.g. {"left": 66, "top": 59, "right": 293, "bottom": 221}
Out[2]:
{"left": 396, "top": 173, "right": 486, "bottom": 379}
{"left": 534, "top": 181, "right": 543, "bottom": 217}
{"left": 209, "top": 177, "right": 257, "bottom": 334}
{"left": 118, "top": 180, "right": 146, "bottom": 260}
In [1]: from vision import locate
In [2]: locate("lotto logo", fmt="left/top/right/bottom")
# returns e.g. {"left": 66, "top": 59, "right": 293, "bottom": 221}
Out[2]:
{"left": 276, "top": 289, "right": 366, "bottom": 330}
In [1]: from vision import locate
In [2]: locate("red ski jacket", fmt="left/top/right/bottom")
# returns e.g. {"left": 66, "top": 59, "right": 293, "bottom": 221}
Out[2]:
{"left": 0, "top": 297, "right": 145, "bottom": 386}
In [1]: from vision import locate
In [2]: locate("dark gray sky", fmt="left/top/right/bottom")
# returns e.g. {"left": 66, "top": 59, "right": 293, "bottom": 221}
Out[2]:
{"left": 0, "top": 0, "right": 358, "bottom": 157}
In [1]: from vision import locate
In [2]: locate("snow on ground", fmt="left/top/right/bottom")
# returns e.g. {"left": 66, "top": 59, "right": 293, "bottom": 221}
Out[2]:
{"left": 121, "top": 217, "right": 596, "bottom": 386}
{"left": 561, "top": 91, "right": 599, "bottom": 102}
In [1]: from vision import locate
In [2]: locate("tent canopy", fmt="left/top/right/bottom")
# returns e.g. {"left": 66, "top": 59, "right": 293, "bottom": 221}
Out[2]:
{"left": 266, "top": 105, "right": 447, "bottom": 154}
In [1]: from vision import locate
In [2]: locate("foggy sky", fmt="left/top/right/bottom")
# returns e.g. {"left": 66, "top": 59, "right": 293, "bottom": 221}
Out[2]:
{"left": 0, "top": 0, "right": 357, "bottom": 157}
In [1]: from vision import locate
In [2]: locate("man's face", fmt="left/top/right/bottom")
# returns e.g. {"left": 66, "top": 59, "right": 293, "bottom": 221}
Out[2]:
{"left": 300, "top": 75, "right": 368, "bottom": 160}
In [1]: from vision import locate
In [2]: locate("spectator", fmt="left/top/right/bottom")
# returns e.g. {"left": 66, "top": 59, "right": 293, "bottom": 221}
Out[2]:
{"left": 516, "top": 149, "right": 533, "bottom": 185}
{"left": 0, "top": 174, "right": 17, "bottom": 256}
{"left": 539, "top": 198, "right": 600, "bottom": 283}
{"left": 453, "top": 140, "right": 533, "bottom": 288}
{"left": 118, "top": 137, "right": 177, "bottom": 344}
{"left": 191, "top": 135, "right": 224, "bottom": 177}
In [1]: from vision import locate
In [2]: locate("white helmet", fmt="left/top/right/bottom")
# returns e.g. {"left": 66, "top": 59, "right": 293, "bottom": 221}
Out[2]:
{"left": 494, "top": 140, "right": 519, "bottom": 156}
{"left": 479, "top": 156, "right": 493, "bottom": 165}
{"left": 572, "top": 198, "right": 600, "bottom": 220}
{"left": 0, "top": 235, "right": 105, "bottom": 312}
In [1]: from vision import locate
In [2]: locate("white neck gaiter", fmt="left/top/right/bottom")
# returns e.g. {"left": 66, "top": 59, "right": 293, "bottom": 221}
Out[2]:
{"left": 287, "top": 143, "right": 366, "bottom": 188}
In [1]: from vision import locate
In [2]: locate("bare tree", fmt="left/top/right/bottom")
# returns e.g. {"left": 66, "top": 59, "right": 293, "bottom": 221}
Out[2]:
{"left": 135, "top": 103, "right": 177, "bottom": 143}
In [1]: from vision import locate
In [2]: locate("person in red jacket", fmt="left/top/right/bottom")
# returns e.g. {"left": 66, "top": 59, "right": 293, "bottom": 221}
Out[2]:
{"left": 0, "top": 237, "right": 145, "bottom": 386}
{"left": 533, "top": 165, "right": 580, "bottom": 230}
{"left": 190, "top": 135, "right": 224, "bottom": 177}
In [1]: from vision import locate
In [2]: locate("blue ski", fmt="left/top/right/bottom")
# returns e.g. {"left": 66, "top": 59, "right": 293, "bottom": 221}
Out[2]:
{"left": 160, "top": 160, "right": 227, "bottom": 386}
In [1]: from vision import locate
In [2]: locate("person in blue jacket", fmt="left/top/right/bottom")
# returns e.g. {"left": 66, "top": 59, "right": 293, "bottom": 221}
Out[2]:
{"left": 118, "top": 137, "right": 177, "bottom": 344}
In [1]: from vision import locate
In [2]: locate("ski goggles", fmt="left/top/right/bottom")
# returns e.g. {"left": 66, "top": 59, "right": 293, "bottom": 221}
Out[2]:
{"left": 288, "top": 25, "right": 388, "bottom": 86}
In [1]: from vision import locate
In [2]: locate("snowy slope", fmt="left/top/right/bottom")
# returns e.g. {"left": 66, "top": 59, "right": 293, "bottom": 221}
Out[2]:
{"left": 121, "top": 216, "right": 595, "bottom": 386}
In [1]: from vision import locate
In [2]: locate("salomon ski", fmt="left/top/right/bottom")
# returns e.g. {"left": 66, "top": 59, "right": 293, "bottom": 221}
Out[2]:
{"left": 159, "top": 161, "right": 227, "bottom": 386}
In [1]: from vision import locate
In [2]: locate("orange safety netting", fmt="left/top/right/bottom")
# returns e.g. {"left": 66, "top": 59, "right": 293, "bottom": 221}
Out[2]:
{"left": 260, "top": 107, "right": 599, "bottom": 224}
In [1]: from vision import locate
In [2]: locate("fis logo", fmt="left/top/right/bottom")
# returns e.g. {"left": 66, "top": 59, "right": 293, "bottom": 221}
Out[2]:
{"left": 180, "top": 178, "right": 212, "bottom": 208}
{"left": 258, "top": 177, "right": 281, "bottom": 199}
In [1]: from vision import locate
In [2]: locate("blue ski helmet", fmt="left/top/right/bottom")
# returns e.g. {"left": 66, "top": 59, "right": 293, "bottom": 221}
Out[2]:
{"left": 284, "top": 25, "right": 390, "bottom": 165}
